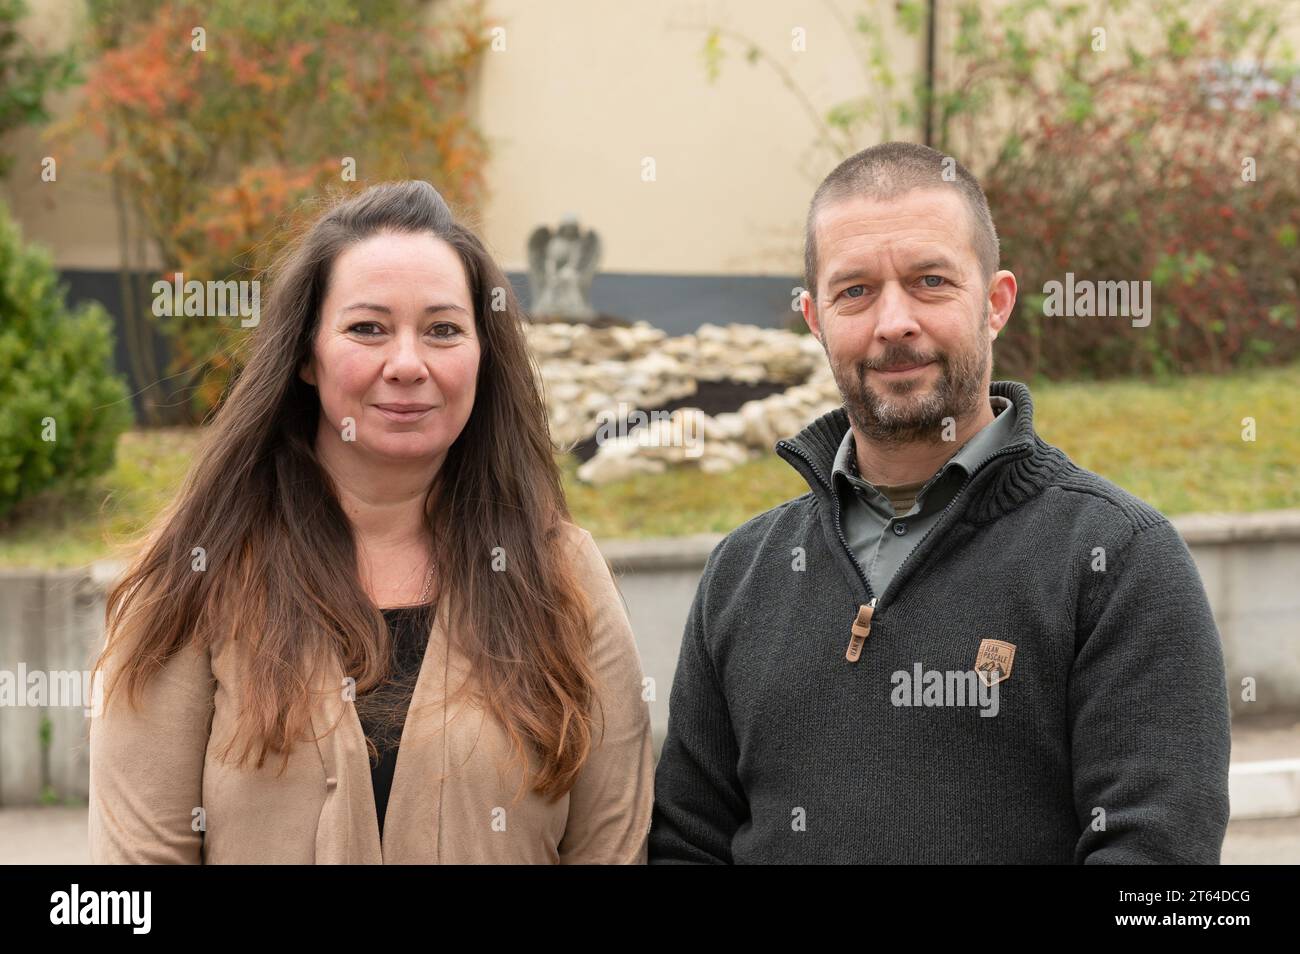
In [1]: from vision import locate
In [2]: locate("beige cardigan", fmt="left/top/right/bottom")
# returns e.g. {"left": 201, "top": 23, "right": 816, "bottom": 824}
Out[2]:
{"left": 88, "top": 525, "right": 654, "bottom": 864}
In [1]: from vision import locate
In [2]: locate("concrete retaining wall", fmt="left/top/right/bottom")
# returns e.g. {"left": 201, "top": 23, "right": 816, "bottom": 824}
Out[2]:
{"left": 0, "top": 569, "right": 103, "bottom": 807}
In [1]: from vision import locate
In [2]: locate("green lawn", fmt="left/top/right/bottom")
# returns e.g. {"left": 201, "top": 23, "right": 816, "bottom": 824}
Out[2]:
{"left": 2, "top": 362, "right": 1296, "bottom": 569}
{"left": 0, "top": 428, "right": 200, "bottom": 570}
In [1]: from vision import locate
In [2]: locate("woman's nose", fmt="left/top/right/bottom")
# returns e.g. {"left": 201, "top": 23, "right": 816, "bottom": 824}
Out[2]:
{"left": 384, "top": 331, "right": 428, "bottom": 382}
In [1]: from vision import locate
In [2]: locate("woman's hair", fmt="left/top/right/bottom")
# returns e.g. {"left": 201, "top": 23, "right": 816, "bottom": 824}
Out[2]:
{"left": 95, "top": 180, "right": 599, "bottom": 800}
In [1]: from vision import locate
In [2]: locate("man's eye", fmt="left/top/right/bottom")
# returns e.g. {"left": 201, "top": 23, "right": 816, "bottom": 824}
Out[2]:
{"left": 920, "top": 275, "right": 946, "bottom": 288}
{"left": 841, "top": 285, "right": 866, "bottom": 299}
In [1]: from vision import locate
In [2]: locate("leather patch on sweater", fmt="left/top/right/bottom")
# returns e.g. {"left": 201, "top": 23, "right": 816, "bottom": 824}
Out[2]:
{"left": 974, "top": 639, "right": 1016, "bottom": 686}
{"left": 846, "top": 603, "right": 875, "bottom": 662}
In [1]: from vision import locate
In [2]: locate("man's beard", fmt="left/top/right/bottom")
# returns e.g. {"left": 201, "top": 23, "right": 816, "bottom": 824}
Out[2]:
{"left": 829, "top": 304, "right": 990, "bottom": 448}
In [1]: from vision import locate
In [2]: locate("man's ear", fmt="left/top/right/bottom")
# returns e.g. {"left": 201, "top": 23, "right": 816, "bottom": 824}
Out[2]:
{"left": 800, "top": 288, "right": 823, "bottom": 345}
{"left": 987, "top": 270, "right": 1017, "bottom": 340}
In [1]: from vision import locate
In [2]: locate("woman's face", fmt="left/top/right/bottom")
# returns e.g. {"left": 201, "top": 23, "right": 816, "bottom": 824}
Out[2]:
{"left": 300, "top": 231, "right": 481, "bottom": 464}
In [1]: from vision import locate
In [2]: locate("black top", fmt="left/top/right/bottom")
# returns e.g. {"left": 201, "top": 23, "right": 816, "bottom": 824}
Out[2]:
{"left": 357, "top": 602, "right": 434, "bottom": 841}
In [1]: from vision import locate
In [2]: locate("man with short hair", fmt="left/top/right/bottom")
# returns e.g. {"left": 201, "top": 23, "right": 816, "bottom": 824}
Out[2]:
{"left": 648, "top": 142, "right": 1230, "bottom": 864}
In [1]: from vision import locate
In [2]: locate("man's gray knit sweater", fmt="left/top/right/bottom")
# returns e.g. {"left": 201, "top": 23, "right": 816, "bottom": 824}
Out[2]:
{"left": 648, "top": 380, "right": 1231, "bottom": 864}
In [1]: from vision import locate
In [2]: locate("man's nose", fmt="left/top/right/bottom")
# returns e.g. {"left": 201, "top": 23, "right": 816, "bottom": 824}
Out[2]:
{"left": 873, "top": 282, "right": 921, "bottom": 342}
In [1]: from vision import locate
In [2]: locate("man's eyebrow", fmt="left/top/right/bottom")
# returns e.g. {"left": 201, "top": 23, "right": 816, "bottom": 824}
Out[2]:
{"left": 907, "top": 257, "right": 960, "bottom": 274}
{"left": 825, "top": 257, "right": 960, "bottom": 290}
{"left": 825, "top": 267, "right": 874, "bottom": 290}
{"left": 341, "top": 302, "right": 470, "bottom": 315}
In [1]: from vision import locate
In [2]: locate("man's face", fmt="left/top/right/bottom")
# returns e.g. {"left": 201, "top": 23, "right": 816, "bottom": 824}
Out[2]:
{"left": 802, "top": 188, "right": 1009, "bottom": 446}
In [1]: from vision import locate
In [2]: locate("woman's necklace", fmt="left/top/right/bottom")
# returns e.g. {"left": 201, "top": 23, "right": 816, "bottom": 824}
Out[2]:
{"left": 417, "top": 560, "right": 436, "bottom": 604}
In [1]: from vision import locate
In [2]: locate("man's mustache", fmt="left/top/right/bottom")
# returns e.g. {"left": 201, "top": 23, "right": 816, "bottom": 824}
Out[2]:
{"left": 859, "top": 350, "right": 943, "bottom": 373}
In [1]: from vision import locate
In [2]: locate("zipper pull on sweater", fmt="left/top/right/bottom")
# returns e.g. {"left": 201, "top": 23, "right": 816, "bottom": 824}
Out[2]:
{"left": 846, "top": 598, "right": 877, "bottom": 662}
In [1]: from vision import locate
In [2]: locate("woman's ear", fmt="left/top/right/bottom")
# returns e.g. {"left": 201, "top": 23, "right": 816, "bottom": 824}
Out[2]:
{"left": 298, "top": 358, "right": 316, "bottom": 387}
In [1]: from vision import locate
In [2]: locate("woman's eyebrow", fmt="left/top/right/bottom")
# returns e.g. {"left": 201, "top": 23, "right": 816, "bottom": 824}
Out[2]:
{"left": 341, "top": 302, "right": 470, "bottom": 315}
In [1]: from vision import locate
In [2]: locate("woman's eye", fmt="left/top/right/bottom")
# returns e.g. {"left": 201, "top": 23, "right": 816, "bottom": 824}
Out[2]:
{"left": 347, "top": 322, "right": 461, "bottom": 338}
{"left": 920, "top": 275, "right": 946, "bottom": 288}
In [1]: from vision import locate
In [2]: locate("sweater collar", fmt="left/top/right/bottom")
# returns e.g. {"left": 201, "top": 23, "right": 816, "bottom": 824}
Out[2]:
{"left": 775, "top": 380, "right": 1065, "bottom": 523}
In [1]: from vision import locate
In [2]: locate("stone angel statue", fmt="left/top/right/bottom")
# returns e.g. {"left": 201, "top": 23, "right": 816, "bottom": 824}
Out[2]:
{"left": 527, "top": 215, "right": 601, "bottom": 321}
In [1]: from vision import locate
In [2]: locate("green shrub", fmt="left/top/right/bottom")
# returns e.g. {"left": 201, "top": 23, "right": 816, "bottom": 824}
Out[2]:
{"left": 0, "top": 200, "right": 132, "bottom": 520}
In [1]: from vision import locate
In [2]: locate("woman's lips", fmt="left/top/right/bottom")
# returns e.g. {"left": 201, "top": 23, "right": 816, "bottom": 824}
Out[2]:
{"left": 374, "top": 404, "right": 433, "bottom": 422}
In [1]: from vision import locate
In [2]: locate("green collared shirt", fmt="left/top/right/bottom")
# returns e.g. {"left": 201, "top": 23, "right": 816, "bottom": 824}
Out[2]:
{"left": 832, "top": 394, "right": 1018, "bottom": 600}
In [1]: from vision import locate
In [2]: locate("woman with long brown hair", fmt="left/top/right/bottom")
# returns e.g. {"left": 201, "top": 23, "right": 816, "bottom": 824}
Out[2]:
{"left": 88, "top": 180, "right": 654, "bottom": 863}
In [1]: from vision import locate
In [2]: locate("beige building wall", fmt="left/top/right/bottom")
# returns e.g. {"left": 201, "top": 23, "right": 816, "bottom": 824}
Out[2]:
{"left": 468, "top": 0, "right": 919, "bottom": 275}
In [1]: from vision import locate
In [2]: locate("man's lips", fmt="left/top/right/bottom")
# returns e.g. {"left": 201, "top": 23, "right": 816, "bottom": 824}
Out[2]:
{"left": 873, "top": 361, "right": 934, "bottom": 375}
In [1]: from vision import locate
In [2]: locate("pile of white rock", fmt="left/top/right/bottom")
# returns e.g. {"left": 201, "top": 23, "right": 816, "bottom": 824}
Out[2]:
{"left": 524, "top": 320, "right": 842, "bottom": 485}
